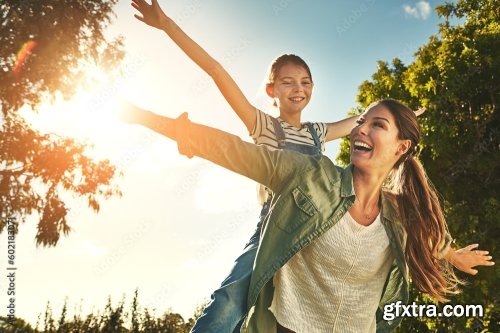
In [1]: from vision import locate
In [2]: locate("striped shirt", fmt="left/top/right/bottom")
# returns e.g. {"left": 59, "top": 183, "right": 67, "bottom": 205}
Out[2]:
{"left": 250, "top": 109, "right": 328, "bottom": 152}
{"left": 250, "top": 109, "right": 328, "bottom": 204}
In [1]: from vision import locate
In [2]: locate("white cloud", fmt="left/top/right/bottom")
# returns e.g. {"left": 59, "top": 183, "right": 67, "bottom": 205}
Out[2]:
{"left": 403, "top": 1, "right": 431, "bottom": 20}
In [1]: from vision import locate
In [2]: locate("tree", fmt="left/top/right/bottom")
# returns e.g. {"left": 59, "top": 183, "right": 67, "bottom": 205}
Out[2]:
{"left": 0, "top": 0, "right": 124, "bottom": 246}
{"left": 0, "top": 316, "right": 36, "bottom": 332}
{"left": 337, "top": 0, "right": 499, "bottom": 331}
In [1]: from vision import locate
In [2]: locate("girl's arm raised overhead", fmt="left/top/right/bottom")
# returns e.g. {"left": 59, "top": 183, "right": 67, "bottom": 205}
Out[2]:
{"left": 131, "top": 0, "right": 256, "bottom": 133}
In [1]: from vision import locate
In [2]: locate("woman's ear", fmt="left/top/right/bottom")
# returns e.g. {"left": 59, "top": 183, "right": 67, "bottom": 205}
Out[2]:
{"left": 265, "top": 84, "right": 274, "bottom": 98}
{"left": 398, "top": 139, "right": 412, "bottom": 156}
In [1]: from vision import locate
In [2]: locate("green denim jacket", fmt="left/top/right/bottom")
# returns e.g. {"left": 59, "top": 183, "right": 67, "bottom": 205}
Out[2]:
{"left": 175, "top": 116, "right": 449, "bottom": 333}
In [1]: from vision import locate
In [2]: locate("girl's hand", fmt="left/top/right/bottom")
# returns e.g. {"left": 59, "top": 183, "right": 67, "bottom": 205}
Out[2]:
{"left": 448, "top": 244, "right": 495, "bottom": 275}
{"left": 415, "top": 107, "right": 426, "bottom": 117}
{"left": 132, "top": 0, "right": 168, "bottom": 30}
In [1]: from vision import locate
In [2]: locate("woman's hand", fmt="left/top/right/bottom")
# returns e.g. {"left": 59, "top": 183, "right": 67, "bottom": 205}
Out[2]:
{"left": 447, "top": 244, "right": 495, "bottom": 275}
{"left": 132, "top": 0, "right": 168, "bottom": 30}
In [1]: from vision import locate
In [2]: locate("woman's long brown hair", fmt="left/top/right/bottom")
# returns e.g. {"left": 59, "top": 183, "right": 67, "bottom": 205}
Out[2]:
{"left": 377, "top": 99, "right": 461, "bottom": 302}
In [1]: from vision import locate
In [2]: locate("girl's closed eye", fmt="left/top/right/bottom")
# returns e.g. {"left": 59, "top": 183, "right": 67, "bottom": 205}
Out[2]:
{"left": 373, "top": 121, "right": 384, "bottom": 128}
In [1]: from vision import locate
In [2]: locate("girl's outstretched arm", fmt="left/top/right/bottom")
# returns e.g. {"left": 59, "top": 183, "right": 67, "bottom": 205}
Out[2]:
{"left": 131, "top": 0, "right": 256, "bottom": 133}
{"left": 325, "top": 115, "right": 359, "bottom": 141}
{"left": 325, "top": 107, "right": 427, "bottom": 142}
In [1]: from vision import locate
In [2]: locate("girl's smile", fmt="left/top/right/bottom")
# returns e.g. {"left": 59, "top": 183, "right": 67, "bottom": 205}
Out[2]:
{"left": 266, "top": 63, "right": 313, "bottom": 126}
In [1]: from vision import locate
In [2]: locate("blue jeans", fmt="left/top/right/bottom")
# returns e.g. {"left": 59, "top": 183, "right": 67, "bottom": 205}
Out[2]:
{"left": 190, "top": 201, "right": 270, "bottom": 333}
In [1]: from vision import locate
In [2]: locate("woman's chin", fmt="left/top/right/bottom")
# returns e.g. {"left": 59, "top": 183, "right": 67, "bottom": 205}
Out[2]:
{"left": 350, "top": 152, "right": 370, "bottom": 165}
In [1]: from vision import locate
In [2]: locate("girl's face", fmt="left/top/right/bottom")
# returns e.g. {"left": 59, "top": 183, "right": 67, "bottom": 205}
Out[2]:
{"left": 350, "top": 104, "right": 411, "bottom": 173}
{"left": 266, "top": 63, "right": 313, "bottom": 117}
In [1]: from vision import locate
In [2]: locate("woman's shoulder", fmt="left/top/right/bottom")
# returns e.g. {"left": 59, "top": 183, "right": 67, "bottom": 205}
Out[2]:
{"left": 380, "top": 190, "right": 401, "bottom": 223}
{"left": 382, "top": 190, "right": 398, "bottom": 202}
{"left": 280, "top": 152, "right": 341, "bottom": 180}
{"left": 315, "top": 156, "right": 345, "bottom": 184}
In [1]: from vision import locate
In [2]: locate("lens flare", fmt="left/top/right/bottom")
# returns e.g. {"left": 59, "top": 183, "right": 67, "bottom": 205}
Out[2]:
{"left": 13, "top": 40, "right": 37, "bottom": 76}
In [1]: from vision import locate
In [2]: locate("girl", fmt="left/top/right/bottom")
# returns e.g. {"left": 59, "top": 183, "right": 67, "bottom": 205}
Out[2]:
{"left": 130, "top": 1, "right": 359, "bottom": 332}
{"left": 121, "top": 99, "right": 494, "bottom": 332}
{"left": 129, "top": 2, "right": 492, "bottom": 332}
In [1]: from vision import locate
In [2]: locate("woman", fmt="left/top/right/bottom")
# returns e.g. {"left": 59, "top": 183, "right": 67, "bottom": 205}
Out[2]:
{"left": 121, "top": 99, "right": 493, "bottom": 332}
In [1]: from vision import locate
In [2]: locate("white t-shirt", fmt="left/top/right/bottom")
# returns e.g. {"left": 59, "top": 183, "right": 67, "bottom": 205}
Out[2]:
{"left": 270, "top": 212, "right": 394, "bottom": 333}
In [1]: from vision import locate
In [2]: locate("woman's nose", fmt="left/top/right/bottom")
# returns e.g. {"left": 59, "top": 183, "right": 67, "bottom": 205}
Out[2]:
{"left": 357, "top": 122, "right": 368, "bottom": 135}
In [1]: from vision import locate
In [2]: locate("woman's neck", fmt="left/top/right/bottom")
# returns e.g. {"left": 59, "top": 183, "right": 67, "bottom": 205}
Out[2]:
{"left": 352, "top": 168, "right": 387, "bottom": 206}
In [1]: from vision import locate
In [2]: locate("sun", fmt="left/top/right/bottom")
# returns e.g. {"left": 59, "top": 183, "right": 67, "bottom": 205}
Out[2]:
{"left": 20, "top": 64, "right": 139, "bottom": 159}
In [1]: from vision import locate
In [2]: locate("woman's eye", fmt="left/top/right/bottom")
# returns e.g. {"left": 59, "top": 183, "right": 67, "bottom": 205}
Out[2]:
{"left": 373, "top": 121, "right": 384, "bottom": 128}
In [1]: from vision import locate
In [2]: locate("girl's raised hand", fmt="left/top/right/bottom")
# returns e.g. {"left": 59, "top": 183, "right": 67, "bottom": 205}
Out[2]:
{"left": 131, "top": 0, "right": 168, "bottom": 30}
{"left": 415, "top": 107, "right": 426, "bottom": 117}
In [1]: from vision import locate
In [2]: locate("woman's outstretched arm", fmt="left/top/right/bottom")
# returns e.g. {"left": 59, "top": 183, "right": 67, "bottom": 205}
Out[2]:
{"left": 120, "top": 102, "right": 304, "bottom": 193}
{"left": 131, "top": 0, "right": 256, "bottom": 133}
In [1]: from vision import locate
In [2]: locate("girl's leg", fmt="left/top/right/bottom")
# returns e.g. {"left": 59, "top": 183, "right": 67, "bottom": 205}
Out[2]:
{"left": 190, "top": 244, "right": 257, "bottom": 332}
{"left": 190, "top": 201, "right": 270, "bottom": 333}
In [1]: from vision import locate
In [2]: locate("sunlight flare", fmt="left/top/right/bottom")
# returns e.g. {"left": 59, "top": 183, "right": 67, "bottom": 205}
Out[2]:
{"left": 13, "top": 40, "right": 37, "bottom": 76}
{"left": 20, "top": 64, "right": 137, "bottom": 159}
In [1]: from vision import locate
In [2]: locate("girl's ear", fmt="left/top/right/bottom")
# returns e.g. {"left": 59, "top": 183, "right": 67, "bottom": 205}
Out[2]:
{"left": 265, "top": 84, "right": 274, "bottom": 98}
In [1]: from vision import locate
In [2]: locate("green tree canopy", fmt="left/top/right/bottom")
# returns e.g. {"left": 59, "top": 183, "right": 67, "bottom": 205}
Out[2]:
{"left": 338, "top": 0, "right": 499, "bottom": 331}
{"left": 0, "top": 0, "right": 124, "bottom": 246}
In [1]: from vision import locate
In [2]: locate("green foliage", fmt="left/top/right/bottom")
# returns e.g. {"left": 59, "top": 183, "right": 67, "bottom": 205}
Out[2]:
{"left": 337, "top": 0, "right": 499, "bottom": 331}
{"left": 335, "top": 106, "right": 362, "bottom": 167}
{"left": 0, "top": 0, "right": 124, "bottom": 246}
{"left": 0, "top": 290, "right": 200, "bottom": 332}
{"left": 0, "top": 316, "right": 36, "bottom": 332}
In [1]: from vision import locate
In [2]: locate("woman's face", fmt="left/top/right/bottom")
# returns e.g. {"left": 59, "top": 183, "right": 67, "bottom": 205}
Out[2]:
{"left": 349, "top": 104, "right": 411, "bottom": 173}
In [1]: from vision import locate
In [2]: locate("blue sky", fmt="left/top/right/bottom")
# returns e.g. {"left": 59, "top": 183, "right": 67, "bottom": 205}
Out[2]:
{"left": 2, "top": 0, "right": 447, "bottom": 325}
